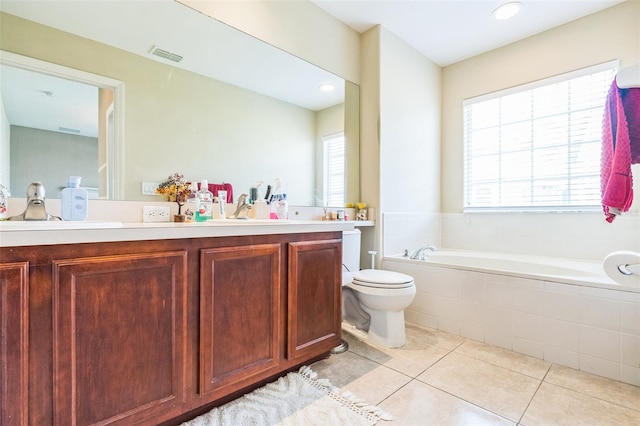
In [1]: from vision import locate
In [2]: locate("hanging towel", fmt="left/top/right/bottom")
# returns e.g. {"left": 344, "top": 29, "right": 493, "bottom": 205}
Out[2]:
{"left": 207, "top": 183, "right": 234, "bottom": 204}
{"left": 192, "top": 182, "right": 234, "bottom": 203}
{"left": 601, "top": 78, "right": 640, "bottom": 222}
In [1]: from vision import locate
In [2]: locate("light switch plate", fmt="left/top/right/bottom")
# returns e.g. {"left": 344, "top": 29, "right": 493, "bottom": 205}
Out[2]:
{"left": 142, "top": 206, "right": 170, "bottom": 222}
{"left": 141, "top": 182, "right": 159, "bottom": 195}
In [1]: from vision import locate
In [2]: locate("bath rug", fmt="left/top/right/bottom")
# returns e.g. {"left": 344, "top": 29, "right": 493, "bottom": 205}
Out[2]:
{"left": 180, "top": 366, "right": 391, "bottom": 425}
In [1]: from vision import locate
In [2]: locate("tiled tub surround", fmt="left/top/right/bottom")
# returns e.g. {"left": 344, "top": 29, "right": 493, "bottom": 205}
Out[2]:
{"left": 382, "top": 212, "right": 639, "bottom": 262}
{"left": 382, "top": 255, "right": 640, "bottom": 387}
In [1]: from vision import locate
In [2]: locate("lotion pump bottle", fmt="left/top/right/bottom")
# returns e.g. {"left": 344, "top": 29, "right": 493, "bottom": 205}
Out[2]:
{"left": 269, "top": 178, "right": 288, "bottom": 220}
{"left": 196, "top": 180, "right": 213, "bottom": 222}
{"left": 61, "top": 176, "right": 88, "bottom": 221}
{"left": 253, "top": 182, "right": 269, "bottom": 220}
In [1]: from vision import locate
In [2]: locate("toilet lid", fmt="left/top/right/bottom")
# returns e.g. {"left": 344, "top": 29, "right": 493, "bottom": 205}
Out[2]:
{"left": 352, "top": 269, "right": 414, "bottom": 288}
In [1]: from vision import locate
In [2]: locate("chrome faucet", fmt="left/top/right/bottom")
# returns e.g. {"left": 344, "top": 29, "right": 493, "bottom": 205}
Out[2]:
{"left": 8, "top": 182, "right": 61, "bottom": 221}
{"left": 230, "top": 193, "right": 252, "bottom": 219}
{"left": 410, "top": 245, "right": 437, "bottom": 260}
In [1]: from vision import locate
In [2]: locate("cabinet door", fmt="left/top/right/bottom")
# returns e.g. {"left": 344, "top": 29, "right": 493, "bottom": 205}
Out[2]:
{"left": 52, "top": 251, "right": 188, "bottom": 426}
{"left": 287, "top": 239, "right": 341, "bottom": 361}
{"left": 200, "top": 243, "right": 282, "bottom": 398}
{"left": 0, "top": 262, "right": 29, "bottom": 426}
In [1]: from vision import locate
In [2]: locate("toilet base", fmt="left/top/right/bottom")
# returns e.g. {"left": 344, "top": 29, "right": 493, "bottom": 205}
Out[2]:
{"left": 363, "top": 307, "right": 407, "bottom": 348}
{"left": 343, "top": 310, "right": 408, "bottom": 348}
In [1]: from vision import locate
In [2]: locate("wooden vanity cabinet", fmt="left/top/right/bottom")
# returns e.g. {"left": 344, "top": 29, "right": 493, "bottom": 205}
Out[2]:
{"left": 0, "top": 231, "right": 342, "bottom": 426}
{"left": 287, "top": 239, "right": 342, "bottom": 361}
{"left": 0, "top": 262, "right": 29, "bottom": 426}
{"left": 199, "top": 243, "right": 283, "bottom": 400}
{"left": 52, "top": 251, "right": 189, "bottom": 426}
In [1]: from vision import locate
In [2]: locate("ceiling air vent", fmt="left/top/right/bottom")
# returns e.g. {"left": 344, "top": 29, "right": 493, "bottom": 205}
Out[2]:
{"left": 150, "top": 46, "right": 183, "bottom": 63}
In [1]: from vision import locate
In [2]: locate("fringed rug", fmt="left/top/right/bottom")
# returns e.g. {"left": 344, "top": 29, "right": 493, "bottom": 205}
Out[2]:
{"left": 181, "top": 366, "right": 391, "bottom": 426}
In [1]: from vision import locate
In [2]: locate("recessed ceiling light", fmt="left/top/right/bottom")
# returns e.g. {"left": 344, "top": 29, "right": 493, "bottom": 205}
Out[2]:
{"left": 319, "top": 84, "right": 335, "bottom": 92}
{"left": 493, "top": 2, "right": 521, "bottom": 20}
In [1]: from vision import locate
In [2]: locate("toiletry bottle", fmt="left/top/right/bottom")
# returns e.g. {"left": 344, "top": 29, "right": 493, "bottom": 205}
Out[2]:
{"left": 0, "top": 183, "right": 9, "bottom": 220}
{"left": 217, "top": 190, "right": 227, "bottom": 219}
{"left": 196, "top": 180, "right": 213, "bottom": 222}
{"left": 61, "top": 176, "right": 88, "bottom": 221}
{"left": 185, "top": 182, "right": 198, "bottom": 223}
{"left": 269, "top": 178, "right": 288, "bottom": 219}
{"left": 252, "top": 181, "right": 269, "bottom": 219}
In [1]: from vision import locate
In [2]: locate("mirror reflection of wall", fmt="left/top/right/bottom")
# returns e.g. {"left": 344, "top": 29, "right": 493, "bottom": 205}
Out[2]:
{"left": 1, "top": 64, "right": 106, "bottom": 198}
{"left": 0, "top": 3, "right": 360, "bottom": 207}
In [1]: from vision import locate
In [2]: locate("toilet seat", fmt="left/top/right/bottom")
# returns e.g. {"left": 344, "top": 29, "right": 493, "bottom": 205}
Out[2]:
{"left": 352, "top": 269, "right": 415, "bottom": 289}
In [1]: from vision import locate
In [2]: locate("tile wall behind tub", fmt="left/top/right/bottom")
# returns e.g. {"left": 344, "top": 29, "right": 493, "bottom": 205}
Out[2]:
{"left": 441, "top": 212, "right": 640, "bottom": 261}
{"left": 382, "top": 259, "right": 640, "bottom": 387}
{"left": 382, "top": 213, "right": 441, "bottom": 256}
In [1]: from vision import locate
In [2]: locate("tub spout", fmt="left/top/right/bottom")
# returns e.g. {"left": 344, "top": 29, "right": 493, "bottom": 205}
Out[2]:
{"left": 410, "top": 245, "right": 437, "bottom": 260}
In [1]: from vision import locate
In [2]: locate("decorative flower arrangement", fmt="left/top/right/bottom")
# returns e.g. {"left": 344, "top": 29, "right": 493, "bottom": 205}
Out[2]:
{"left": 156, "top": 173, "right": 191, "bottom": 218}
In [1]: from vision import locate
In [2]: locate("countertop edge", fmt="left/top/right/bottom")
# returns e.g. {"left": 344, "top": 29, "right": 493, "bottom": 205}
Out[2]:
{"left": 0, "top": 220, "right": 362, "bottom": 247}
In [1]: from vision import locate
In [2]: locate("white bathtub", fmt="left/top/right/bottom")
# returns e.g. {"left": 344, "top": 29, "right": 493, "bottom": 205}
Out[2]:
{"left": 383, "top": 249, "right": 640, "bottom": 386}
{"left": 385, "top": 250, "right": 639, "bottom": 292}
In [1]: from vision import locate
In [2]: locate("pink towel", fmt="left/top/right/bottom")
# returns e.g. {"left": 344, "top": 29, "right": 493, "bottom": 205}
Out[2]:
{"left": 208, "top": 183, "right": 233, "bottom": 204}
{"left": 601, "top": 78, "right": 640, "bottom": 222}
{"left": 192, "top": 182, "right": 234, "bottom": 203}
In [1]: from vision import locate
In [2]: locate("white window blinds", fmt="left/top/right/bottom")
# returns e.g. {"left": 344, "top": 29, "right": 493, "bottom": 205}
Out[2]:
{"left": 463, "top": 62, "right": 617, "bottom": 211}
{"left": 323, "top": 132, "right": 345, "bottom": 207}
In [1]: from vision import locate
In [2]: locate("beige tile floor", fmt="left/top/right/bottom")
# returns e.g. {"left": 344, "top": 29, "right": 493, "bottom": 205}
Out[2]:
{"left": 311, "top": 323, "right": 640, "bottom": 425}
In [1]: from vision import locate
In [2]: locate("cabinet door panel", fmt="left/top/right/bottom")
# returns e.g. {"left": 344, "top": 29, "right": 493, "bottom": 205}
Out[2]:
{"left": 52, "top": 251, "right": 188, "bottom": 426}
{"left": 200, "top": 244, "right": 281, "bottom": 397}
{"left": 0, "top": 262, "right": 29, "bottom": 426}
{"left": 288, "top": 239, "right": 341, "bottom": 361}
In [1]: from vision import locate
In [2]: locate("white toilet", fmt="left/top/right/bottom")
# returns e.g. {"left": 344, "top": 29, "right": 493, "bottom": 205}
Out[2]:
{"left": 342, "top": 230, "right": 416, "bottom": 348}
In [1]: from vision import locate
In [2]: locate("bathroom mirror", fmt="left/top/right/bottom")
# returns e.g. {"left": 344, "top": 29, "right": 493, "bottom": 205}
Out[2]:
{"left": 0, "top": 1, "right": 360, "bottom": 206}
{"left": 0, "top": 53, "right": 124, "bottom": 200}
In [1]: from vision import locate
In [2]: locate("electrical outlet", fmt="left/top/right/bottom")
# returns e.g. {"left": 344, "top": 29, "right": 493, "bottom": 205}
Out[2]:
{"left": 141, "top": 182, "right": 160, "bottom": 195}
{"left": 142, "top": 206, "right": 171, "bottom": 222}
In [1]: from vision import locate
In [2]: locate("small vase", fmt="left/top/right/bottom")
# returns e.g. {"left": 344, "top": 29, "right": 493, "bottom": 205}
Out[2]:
{"left": 174, "top": 214, "right": 186, "bottom": 222}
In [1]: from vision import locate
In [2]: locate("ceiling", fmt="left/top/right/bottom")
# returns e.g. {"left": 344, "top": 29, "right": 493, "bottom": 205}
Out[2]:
{"left": 0, "top": 0, "right": 625, "bottom": 138}
{"left": 311, "top": 0, "right": 625, "bottom": 67}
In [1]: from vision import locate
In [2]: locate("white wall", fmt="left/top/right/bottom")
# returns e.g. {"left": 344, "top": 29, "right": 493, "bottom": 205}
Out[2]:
{"left": 380, "top": 27, "right": 441, "bottom": 214}
{"left": 439, "top": 1, "right": 640, "bottom": 259}
{"left": 0, "top": 89, "right": 9, "bottom": 190}
{"left": 366, "top": 27, "right": 442, "bottom": 260}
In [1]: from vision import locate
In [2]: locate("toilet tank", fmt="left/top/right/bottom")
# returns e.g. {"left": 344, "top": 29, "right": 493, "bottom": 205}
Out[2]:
{"left": 342, "top": 229, "right": 361, "bottom": 272}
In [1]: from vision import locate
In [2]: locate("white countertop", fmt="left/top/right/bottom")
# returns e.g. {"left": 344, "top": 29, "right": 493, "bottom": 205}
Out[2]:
{"left": 0, "top": 219, "right": 362, "bottom": 247}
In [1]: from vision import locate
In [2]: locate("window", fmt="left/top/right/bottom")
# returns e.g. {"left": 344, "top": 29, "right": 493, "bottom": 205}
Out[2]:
{"left": 463, "top": 62, "right": 617, "bottom": 211}
{"left": 323, "top": 132, "right": 345, "bottom": 207}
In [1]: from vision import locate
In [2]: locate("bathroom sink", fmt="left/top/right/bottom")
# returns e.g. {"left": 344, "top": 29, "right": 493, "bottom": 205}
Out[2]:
{"left": 0, "top": 221, "right": 122, "bottom": 231}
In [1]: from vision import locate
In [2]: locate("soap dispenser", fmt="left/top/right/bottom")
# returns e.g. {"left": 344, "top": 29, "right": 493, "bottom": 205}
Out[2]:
{"left": 61, "top": 176, "right": 88, "bottom": 221}
{"left": 185, "top": 182, "right": 199, "bottom": 223}
{"left": 196, "top": 180, "right": 213, "bottom": 222}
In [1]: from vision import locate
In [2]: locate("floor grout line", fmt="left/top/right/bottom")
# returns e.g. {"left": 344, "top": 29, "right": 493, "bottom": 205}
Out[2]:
{"left": 332, "top": 325, "right": 640, "bottom": 424}
{"left": 516, "top": 362, "right": 553, "bottom": 425}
